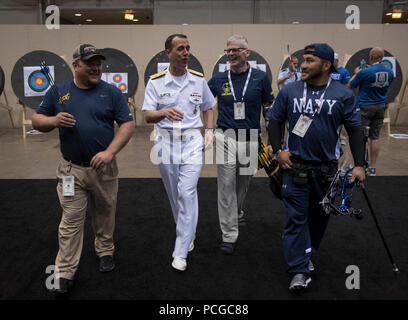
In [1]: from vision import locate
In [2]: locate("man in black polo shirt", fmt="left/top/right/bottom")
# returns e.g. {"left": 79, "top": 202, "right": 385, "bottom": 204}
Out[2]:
{"left": 208, "top": 35, "right": 274, "bottom": 254}
{"left": 32, "top": 44, "right": 134, "bottom": 294}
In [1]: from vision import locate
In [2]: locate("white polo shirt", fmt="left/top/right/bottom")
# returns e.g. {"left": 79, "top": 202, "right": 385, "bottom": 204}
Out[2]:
{"left": 277, "top": 68, "right": 302, "bottom": 90}
{"left": 142, "top": 69, "right": 216, "bottom": 130}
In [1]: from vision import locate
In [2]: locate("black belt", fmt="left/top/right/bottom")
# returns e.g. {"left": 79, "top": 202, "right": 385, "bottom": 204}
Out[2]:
{"left": 63, "top": 156, "right": 91, "bottom": 167}
{"left": 290, "top": 155, "right": 337, "bottom": 168}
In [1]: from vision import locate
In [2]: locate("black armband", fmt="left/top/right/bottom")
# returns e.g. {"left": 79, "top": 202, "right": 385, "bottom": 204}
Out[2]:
{"left": 268, "top": 119, "right": 283, "bottom": 153}
{"left": 345, "top": 125, "right": 365, "bottom": 167}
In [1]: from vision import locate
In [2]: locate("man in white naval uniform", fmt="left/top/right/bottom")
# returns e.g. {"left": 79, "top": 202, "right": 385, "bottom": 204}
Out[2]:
{"left": 142, "top": 34, "right": 216, "bottom": 271}
{"left": 277, "top": 56, "right": 301, "bottom": 90}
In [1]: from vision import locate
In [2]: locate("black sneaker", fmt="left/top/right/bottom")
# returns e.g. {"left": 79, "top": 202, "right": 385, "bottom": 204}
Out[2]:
{"left": 238, "top": 217, "right": 246, "bottom": 227}
{"left": 289, "top": 273, "right": 311, "bottom": 291}
{"left": 220, "top": 242, "right": 235, "bottom": 255}
{"left": 99, "top": 255, "right": 115, "bottom": 273}
{"left": 53, "top": 277, "right": 74, "bottom": 294}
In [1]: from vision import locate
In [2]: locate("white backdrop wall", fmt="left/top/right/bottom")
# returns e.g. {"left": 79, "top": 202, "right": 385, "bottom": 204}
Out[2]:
{"left": 0, "top": 23, "right": 407, "bottom": 128}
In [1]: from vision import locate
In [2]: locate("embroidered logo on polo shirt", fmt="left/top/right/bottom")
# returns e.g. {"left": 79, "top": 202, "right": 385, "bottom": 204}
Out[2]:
{"left": 221, "top": 82, "right": 232, "bottom": 96}
{"left": 58, "top": 92, "right": 70, "bottom": 104}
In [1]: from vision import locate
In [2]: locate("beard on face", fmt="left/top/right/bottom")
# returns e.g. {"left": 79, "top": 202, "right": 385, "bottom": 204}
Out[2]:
{"left": 301, "top": 61, "right": 324, "bottom": 81}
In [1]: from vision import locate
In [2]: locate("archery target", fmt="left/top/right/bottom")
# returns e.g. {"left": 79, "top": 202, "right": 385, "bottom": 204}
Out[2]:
{"left": 0, "top": 65, "right": 4, "bottom": 97}
{"left": 382, "top": 57, "right": 396, "bottom": 77}
{"left": 212, "top": 50, "right": 272, "bottom": 82}
{"left": 345, "top": 48, "right": 402, "bottom": 103}
{"left": 100, "top": 48, "right": 138, "bottom": 98}
{"left": 102, "top": 72, "right": 128, "bottom": 94}
{"left": 24, "top": 66, "right": 54, "bottom": 97}
{"left": 144, "top": 51, "right": 204, "bottom": 86}
{"left": 11, "top": 50, "right": 73, "bottom": 109}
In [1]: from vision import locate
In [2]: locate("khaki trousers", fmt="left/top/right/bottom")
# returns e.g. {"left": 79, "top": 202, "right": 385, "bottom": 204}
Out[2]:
{"left": 55, "top": 157, "right": 118, "bottom": 280}
{"left": 215, "top": 130, "right": 257, "bottom": 243}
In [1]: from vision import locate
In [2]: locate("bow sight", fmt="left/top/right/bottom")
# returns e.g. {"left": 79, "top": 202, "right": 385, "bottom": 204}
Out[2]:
{"left": 320, "top": 167, "right": 363, "bottom": 219}
{"left": 320, "top": 126, "right": 399, "bottom": 274}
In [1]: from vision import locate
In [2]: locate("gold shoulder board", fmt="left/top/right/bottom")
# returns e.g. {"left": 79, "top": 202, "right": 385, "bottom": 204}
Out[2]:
{"left": 150, "top": 70, "right": 167, "bottom": 80}
{"left": 188, "top": 69, "right": 204, "bottom": 77}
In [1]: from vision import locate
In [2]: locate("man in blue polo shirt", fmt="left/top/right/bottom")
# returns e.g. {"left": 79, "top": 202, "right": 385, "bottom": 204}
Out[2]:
{"left": 32, "top": 44, "right": 134, "bottom": 294}
{"left": 267, "top": 43, "right": 365, "bottom": 291}
{"left": 347, "top": 47, "right": 394, "bottom": 176}
{"left": 208, "top": 34, "right": 274, "bottom": 254}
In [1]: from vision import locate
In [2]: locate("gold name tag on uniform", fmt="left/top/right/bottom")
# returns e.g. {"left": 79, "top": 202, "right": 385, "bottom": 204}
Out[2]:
{"left": 62, "top": 176, "right": 75, "bottom": 196}
{"left": 234, "top": 101, "right": 245, "bottom": 120}
{"left": 292, "top": 114, "right": 312, "bottom": 138}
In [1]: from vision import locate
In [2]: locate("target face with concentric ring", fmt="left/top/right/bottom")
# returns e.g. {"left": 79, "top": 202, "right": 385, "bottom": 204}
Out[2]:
{"left": 144, "top": 51, "right": 204, "bottom": 86}
{"left": 27, "top": 70, "right": 50, "bottom": 92}
{"left": 11, "top": 50, "right": 73, "bottom": 109}
{"left": 113, "top": 74, "right": 122, "bottom": 83}
{"left": 100, "top": 48, "right": 138, "bottom": 99}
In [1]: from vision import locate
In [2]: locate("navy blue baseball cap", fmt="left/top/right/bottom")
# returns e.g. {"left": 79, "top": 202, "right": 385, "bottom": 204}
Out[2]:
{"left": 304, "top": 43, "right": 337, "bottom": 72}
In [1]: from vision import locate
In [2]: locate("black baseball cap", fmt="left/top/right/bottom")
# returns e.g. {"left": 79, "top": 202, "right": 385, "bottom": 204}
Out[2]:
{"left": 73, "top": 44, "right": 106, "bottom": 61}
{"left": 304, "top": 43, "right": 337, "bottom": 72}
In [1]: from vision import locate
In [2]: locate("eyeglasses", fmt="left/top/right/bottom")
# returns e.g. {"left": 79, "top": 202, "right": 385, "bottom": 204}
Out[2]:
{"left": 224, "top": 48, "right": 247, "bottom": 54}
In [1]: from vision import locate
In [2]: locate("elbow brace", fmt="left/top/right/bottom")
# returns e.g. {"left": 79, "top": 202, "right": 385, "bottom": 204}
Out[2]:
{"left": 345, "top": 125, "right": 365, "bottom": 167}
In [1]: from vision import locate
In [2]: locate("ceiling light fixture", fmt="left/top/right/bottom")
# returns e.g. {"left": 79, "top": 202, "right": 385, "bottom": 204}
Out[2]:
{"left": 133, "top": 18, "right": 139, "bottom": 22}
{"left": 125, "top": 13, "right": 134, "bottom": 20}
{"left": 75, "top": 13, "right": 82, "bottom": 17}
{"left": 86, "top": 19, "right": 93, "bottom": 22}
{"left": 392, "top": 10, "right": 402, "bottom": 19}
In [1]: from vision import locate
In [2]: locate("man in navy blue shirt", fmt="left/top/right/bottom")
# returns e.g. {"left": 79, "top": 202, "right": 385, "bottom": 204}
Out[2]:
{"left": 330, "top": 53, "right": 350, "bottom": 85}
{"left": 33, "top": 44, "right": 134, "bottom": 294}
{"left": 267, "top": 43, "right": 366, "bottom": 291}
{"left": 347, "top": 47, "right": 394, "bottom": 176}
{"left": 208, "top": 35, "right": 274, "bottom": 254}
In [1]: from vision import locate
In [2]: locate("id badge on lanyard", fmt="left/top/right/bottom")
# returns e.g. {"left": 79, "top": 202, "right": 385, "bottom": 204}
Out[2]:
{"left": 292, "top": 114, "right": 312, "bottom": 138}
{"left": 62, "top": 176, "right": 75, "bottom": 196}
{"left": 62, "top": 163, "right": 75, "bottom": 196}
{"left": 292, "top": 79, "right": 331, "bottom": 138}
{"left": 234, "top": 101, "right": 245, "bottom": 120}
{"left": 229, "top": 67, "right": 251, "bottom": 120}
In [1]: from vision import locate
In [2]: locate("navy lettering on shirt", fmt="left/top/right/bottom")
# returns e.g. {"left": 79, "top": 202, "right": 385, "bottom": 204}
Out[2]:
{"left": 266, "top": 80, "right": 361, "bottom": 162}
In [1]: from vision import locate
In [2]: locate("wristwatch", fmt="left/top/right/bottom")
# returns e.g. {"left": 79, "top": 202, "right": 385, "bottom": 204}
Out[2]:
{"left": 273, "top": 149, "right": 282, "bottom": 156}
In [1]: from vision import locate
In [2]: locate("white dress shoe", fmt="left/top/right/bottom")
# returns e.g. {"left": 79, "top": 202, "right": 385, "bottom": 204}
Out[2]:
{"left": 172, "top": 256, "right": 187, "bottom": 271}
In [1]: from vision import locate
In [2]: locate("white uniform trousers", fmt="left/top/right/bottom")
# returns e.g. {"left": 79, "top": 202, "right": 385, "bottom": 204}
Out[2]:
{"left": 155, "top": 129, "right": 203, "bottom": 259}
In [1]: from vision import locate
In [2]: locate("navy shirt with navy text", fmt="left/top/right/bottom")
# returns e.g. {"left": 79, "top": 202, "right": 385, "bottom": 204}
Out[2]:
{"left": 266, "top": 80, "right": 361, "bottom": 162}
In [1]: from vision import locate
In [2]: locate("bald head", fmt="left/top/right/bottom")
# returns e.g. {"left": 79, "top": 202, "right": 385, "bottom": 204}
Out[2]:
{"left": 369, "top": 47, "right": 384, "bottom": 64}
